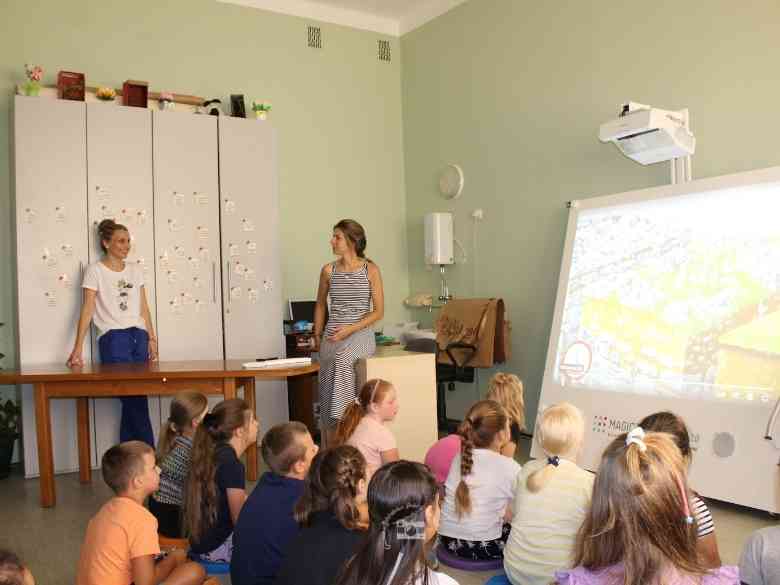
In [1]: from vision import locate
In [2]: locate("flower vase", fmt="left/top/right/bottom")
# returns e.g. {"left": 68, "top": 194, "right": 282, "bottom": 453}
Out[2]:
{"left": 255, "top": 110, "right": 267, "bottom": 121}
{"left": 23, "top": 81, "right": 41, "bottom": 97}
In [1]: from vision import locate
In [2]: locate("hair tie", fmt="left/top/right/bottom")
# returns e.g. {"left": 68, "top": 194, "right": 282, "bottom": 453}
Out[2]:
{"left": 354, "top": 396, "right": 361, "bottom": 406}
{"left": 368, "top": 379, "right": 381, "bottom": 403}
{"left": 202, "top": 412, "right": 217, "bottom": 430}
{"left": 674, "top": 473, "right": 695, "bottom": 525}
{"left": 626, "top": 426, "right": 647, "bottom": 452}
{"left": 547, "top": 455, "right": 560, "bottom": 467}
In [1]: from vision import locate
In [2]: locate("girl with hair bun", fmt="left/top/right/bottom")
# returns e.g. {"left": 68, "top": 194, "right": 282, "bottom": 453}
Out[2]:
{"left": 438, "top": 400, "right": 521, "bottom": 561}
{"left": 335, "top": 460, "right": 458, "bottom": 585}
{"left": 504, "top": 402, "right": 592, "bottom": 585}
{"left": 67, "top": 219, "right": 158, "bottom": 446}
{"left": 149, "top": 390, "right": 208, "bottom": 537}
{"left": 556, "top": 429, "right": 738, "bottom": 585}
{"left": 186, "top": 398, "right": 258, "bottom": 562}
{"left": 315, "top": 219, "right": 385, "bottom": 445}
{"left": 275, "top": 445, "right": 369, "bottom": 585}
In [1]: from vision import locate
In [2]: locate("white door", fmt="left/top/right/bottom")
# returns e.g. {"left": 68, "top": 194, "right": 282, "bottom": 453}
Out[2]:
{"left": 14, "top": 96, "right": 91, "bottom": 477}
{"left": 86, "top": 103, "right": 161, "bottom": 462}
{"left": 219, "top": 117, "right": 288, "bottom": 426}
{"left": 153, "top": 111, "right": 224, "bottom": 415}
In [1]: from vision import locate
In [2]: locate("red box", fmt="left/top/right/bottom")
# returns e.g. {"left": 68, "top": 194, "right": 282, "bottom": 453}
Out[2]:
{"left": 57, "top": 71, "right": 85, "bottom": 101}
{"left": 122, "top": 80, "right": 149, "bottom": 108}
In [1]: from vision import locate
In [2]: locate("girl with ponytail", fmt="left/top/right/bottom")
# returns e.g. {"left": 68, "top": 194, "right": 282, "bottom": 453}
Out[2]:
{"left": 486, "top": 372, "right": 526, "bottom": 458}
{"left": 503, "top": 402, "right": 592, "bottom": 585}
{"left": 556, "top": 429, "right": 738, "bottom": 585}
{"left": 185, "top": 398, "right": 258, "bottom": 562}
{"left": 275, "top": 445, "right": 369, "bottom": 585}
{"left": 438, "top": 400, "right": 520, "bottom": 561}
{"left": 335, "top": 460, "right": 458, "bottom": 585}
{"left": 149, "top": 391, "right": 208, "bottom": 537}
{"left": 333, "top": 378, "right": 400, "bottom": 476}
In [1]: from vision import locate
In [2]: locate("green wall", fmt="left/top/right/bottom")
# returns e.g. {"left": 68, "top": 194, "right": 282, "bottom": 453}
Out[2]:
{"left": 0, "top": 0, "right": 409, "bottom": 375}
{"left": 400, "top": 0, "right": 780, "bottom": 427}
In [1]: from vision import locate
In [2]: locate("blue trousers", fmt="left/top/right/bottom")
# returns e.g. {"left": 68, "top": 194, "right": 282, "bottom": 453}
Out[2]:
{"left": 99, "top": 327, "right": 155, "bottom": 447}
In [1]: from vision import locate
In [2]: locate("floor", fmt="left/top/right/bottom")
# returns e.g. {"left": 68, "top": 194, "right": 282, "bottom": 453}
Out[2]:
{"left": 0, "top": 437, "right": 776, "bottom": 585}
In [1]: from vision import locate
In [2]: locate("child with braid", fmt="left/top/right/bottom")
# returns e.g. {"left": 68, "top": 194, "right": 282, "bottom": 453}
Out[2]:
{"left": 504, "top": 402, "right": 593, "bottom": 585}
{"left": 334, "top": 378, "right": 400, "bottom": 476}
{"left": 275, "top": 445, "right": 369, "bottom": 585}
{"left": 335, "top": 460, "right": 458, "bottom": 585}
{"left": 438, "top": 400, "right": 521, "bottom": 561}
{"left": 555, "top": 428, "right": 738, "bottom": 585}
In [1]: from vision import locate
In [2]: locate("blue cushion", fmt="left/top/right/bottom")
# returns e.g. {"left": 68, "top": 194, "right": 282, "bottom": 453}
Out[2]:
{"left": 196, "top": 560, "right": 231, "bottom": 575}
{"left": 436, "top": 546, "right": 504, "bottom": 571}
{"left": 485, "top": 574, "right": 511, "bottom": 585}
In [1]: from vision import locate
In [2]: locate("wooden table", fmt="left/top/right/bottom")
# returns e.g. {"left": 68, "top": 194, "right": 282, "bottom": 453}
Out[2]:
{"left": 0, "top": 359, "right": 319, "bottom": 507}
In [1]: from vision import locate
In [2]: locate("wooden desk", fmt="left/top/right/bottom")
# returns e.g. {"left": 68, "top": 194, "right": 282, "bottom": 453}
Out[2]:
{"left": 0, "top": 360, "right": 319, "bottom": 507}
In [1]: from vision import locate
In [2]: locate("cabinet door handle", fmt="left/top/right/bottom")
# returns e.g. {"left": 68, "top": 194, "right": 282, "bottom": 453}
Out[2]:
{"left": 226, "top": 260, "right": 232, "bottom": 303}
{"left": 212, "top": 262, "right": 217, "bottom": 303}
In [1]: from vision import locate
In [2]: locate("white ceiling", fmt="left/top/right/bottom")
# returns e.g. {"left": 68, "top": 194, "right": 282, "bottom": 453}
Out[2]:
{"left": 218, "top": 0, "right": 469, "bottom": 36}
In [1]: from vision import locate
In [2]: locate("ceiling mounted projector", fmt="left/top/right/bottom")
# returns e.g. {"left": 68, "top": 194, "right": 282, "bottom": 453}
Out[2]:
{"left": 599, "top": 102, "right": 695, "bottom": 165}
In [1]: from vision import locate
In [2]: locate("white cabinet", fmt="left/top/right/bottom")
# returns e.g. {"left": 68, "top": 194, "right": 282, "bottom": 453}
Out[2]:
{"left": 86, "top": 103, "right": 162, "bottom": 461}
{"left": 14, "top": 96, "right": 91, "bottom": 476}
{"left": 219, "top": 117, "right": 287, "bottom": 427}
{"left": 152, "top": 111, "right": 223, "bottom": 362}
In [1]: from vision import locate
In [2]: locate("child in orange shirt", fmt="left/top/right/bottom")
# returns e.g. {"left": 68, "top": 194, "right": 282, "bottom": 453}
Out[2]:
{"left": 77, "top": 441, "right": 206, "bottom": 585}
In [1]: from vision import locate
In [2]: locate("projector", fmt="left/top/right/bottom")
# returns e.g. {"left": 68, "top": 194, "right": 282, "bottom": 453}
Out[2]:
{"left": 599, "top": 103, "right": 695, "bottom": 165}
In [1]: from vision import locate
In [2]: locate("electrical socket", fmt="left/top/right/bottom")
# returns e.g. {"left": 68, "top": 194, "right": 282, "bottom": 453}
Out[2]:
{"left": 471, "top": 208, "right": 484, "bottom": 220}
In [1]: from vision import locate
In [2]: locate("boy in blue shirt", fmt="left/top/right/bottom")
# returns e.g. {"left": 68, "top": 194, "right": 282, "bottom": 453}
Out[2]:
{"left": 230, "top": 422, "right": 318, "bottom": 585}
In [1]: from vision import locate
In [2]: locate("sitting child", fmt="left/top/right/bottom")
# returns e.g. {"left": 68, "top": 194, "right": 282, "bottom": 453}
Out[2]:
{"left": 230, "top": 422, "right": 318, "bottom": 585}
{"left": 425, "top": 372, "right": 525, "bottom": 484}
{"left": 335, "top": 460, "right": 458, "bottom": 585}
{"left": 739, "top": 525, "right": 780, "bottom": 585}
{"left": 0, "top": 549, "right": 35, "bottom": 585}
{"left": 555, "top": 428, "right": 738, "bottom": 585}
{"left": 486, "top": 372, "right": 526, "bottom": 458}
{"left": 185, "top": 399, "right": 258, "bottom": 563}
{"left": 334, "top": 378, "right": 399, "bottom": 476}
{"left": 504, "top": 402, "right": 593, "bottom": 585}
{"left": 639, "top": 411, "right": 722, "bottom": 568}
{"left": 275, "top": 445, "right": 369, "bottom": 585}
{"left": 77, "top": 441, "right": 205, "bottom": 585}
{"left": 149, "top": 391, "right": 208, "bottom": 537}
{"left": 438, "top": 400, "right": 521, "bottom": 561}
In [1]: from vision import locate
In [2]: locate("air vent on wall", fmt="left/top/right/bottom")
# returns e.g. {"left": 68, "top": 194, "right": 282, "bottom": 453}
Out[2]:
{"left": 308, "top": 26, "right": 322, "bottom": 49}
{"left": 377, "top": 39, "right": 391, "bottom": 62}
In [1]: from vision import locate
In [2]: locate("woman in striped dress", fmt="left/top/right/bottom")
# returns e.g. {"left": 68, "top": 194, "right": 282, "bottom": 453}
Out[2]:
{"left": 315, "top": 219, "right": 384, "bottom": 444}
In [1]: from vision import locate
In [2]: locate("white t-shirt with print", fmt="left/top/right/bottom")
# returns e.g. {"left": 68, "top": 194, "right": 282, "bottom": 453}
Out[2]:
{"left": 82, "top": 261, "right": 146, "bottom": 337}
{"left": 438, "top": 448, "right": 521, "bottom": 542}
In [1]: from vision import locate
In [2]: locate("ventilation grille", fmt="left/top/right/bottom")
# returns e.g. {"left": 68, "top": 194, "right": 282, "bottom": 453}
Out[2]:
{"left": 308, "top": 26, "right": 322, "bottom": 49}
{"left": 377, "top": 40, "right": 391, "bottom": 62}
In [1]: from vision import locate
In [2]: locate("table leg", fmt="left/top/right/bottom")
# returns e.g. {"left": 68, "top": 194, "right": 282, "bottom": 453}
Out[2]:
{"left": 77, "top": 398, "right": 92, "bottom": 484}
{"left": 34, "top": 383, "right": 55, "bottom": 507}
{"left": 244, "top": 377, "right": 257, "bottom": 481}
{"left": 223, "top": 377, "right": 236, "bottom": 400}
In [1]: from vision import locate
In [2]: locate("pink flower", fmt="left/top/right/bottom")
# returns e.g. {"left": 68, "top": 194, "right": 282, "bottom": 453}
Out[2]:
{"left": 25, "top": 64, "right": 43, "bottom": 82}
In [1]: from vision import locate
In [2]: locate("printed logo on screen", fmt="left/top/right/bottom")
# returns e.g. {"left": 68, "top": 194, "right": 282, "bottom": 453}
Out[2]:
{"left": 592, "top": 415, "right": 635, "bottom": 436}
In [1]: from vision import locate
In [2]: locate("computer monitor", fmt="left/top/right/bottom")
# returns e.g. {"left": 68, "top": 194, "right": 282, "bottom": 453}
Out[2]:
{"left": 288, "top": 299, "right": 317, "bottom": 323}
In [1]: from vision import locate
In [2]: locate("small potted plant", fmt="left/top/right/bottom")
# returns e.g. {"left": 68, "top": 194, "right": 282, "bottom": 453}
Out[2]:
{"left": 0, "top": 398, "right": 21, "bottom": 479}
{"left": 22, "top": 63, "right": 44, "bottom": 96}
{"left": 95, "top": 86, "right": 117, "bottom": 101}
{"left": 251, "top": 100, "right": 272, "bottom": 120}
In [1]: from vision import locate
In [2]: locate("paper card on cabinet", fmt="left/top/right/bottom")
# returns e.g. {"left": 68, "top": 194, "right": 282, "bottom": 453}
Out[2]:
{"left": 180, "top": 292, "right": 194, "bottom": 305}
{"left": 159, "top": 251, "right": 170, "bottom": 267}
{"left": 45, "top": 291, "right": 57, "bottom": 307}
{"left": 230, "top": 286, "right": 242, "bottom": 300}
{"left": 194, "top": 299, "right": 204, "bottom": 312}
{"left": 169, "top": 297, "right": 182, "bottom": 314}
{"left": 173, "top": 191, "right": 184, "bottom": 206}
{"left": 168, "top": 219, "right": 183, "bottom": 232}
{"left": 61, "top": 244, "right": 73, "bottom": 256}
{"left": 246, "top": 241, "right": 257, "bottom": 254}
{"left": 173, "top": 245, "right": 185, "bottom": 259}
{"left": 57, "top": 274, "right": 71, "bottom": 288}
{"left": 136, "top": 209, "right": 148, "bottom": 224}
{"left": 241, "top": 218, "right": 255, "bottom": 232}
{"left": 229, "top": 244, "right": 240, "bottom": 257}
{"left": 188, "top": 256, "right": 200, "bottom": 270}
{"left": 248, "top": 288, "right": 258, "bottom": 303}
{"left": 24, "top": 208, "right": 37, "bottom": 223}
{"left": 100, "top": 205, "right": 114, "bottom": 219}
{"left": 224, "top": 199, "right": 236, "bottom": 214}
{"left": 194, "top": 192, "right": 209, "bottom": 205}
{"left": 199, "top": 246, "right": 210, "bottom": 260}
{"left": 197, "top": 226, "right": 209, "bottom": 240}
{"left": 166, "top": 269, "right": 178, "bottom": 283}
{"left": 263, "top": 279, "right": 273, "bottom": 292}
{"left": 55, "top": 206, "right": 66, "bottom": 222}
{"left": 192, "top": 276, "right": 202, "bottom": 288}
{"left": 243, "top": 268, "right": 256, "bottom": 281}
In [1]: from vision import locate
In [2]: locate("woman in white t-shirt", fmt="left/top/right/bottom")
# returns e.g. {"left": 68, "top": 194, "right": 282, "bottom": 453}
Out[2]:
{"left": 67, "top": 219, "right": 158, "bottom": 446}
{"left": 335, "top": 460, "right": 458, "bottom": 585}
{"left": 438, "top": 400, "right": 521, "bottom": 561}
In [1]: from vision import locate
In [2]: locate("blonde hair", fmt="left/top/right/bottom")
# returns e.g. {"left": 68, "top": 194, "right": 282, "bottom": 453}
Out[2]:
{"left": 157, "top": 391, "right": 208, "bottom": 460}
{"left": 333, "top": 379, "right": 393, "bottom": 446}
{"left": 486, "top": 373, "right": 525, "bottom": 433}
{"left": 573, "top": 431, "right": 705, "bottom": 585}
{"left": 455, "top": 400, "right": 508, "bottom": 518}
{"left": 526, "top": 402, "right": 584, "bottom": 493}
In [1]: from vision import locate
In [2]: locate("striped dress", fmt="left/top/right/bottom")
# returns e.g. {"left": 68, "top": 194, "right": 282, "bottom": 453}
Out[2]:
{"left": 318, "top": 261, "right": 376, "bottom": 428}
